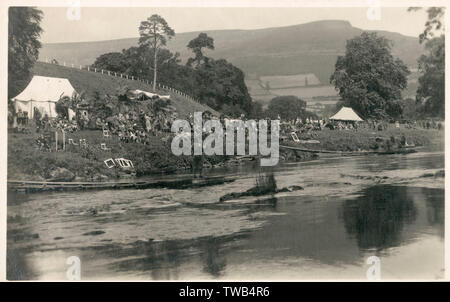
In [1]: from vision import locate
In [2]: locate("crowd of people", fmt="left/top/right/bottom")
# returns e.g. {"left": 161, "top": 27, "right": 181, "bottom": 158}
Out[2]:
{"left": 101, "top": 108, "right": 179, "bottom": 145}
{"left": 8, "top": 95, "right": 444, "bottom": 153}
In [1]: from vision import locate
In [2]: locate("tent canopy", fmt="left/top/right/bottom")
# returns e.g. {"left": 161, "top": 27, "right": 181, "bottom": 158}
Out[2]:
{"left": 330, "top": 107, "right": 363, "bottom": 122}
{"left": 130, "top": 89, "right": 171, "bottom": 101}
{"left": 12, "top": 75, "right": 77, "bottom": 119}
{"left": 131, "top": 89, "right": 158, "bottom": 100}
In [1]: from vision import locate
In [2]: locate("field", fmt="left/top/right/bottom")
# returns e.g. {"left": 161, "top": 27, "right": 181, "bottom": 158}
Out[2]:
{"left": 245, "top": 79, "right": 269, "bottom": 96}
{"left": 246, "top": 76, "right": 340, "bottom": 110}
{"left": 260, "top": 74, "right": 321, "bottom": 88}
{"left": 270, "top": 85, "right": 338, "bottom": 99}
{"left": 248, "top": 70, "right": 419, "bottom": 115}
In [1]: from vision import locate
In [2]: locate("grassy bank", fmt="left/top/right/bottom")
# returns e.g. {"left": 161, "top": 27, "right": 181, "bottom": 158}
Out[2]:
{"left": 284, "top": 127, "right": 444, "bottom": 152}
{"left": 8, "top": 128, "right": 212, "bottom": 181}
{"left": 8, "top": 125, "right": 443, "bottom": 182}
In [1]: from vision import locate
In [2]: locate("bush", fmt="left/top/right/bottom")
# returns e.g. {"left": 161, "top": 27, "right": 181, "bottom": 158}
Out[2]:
{"left": 254, "top": 172, "right": 277, "bottom": 195}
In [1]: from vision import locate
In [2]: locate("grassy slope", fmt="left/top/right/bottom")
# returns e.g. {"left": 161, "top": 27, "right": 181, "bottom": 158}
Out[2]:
{"left": 31, "top": 62, "right": 217, "bottom": 118}
{"left": 8, "top": 62, "right": 220, "bottom": 181}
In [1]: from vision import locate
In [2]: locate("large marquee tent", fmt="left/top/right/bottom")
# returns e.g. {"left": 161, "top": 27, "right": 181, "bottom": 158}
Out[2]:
{"left": 11, "top": 75, "right": 77, "bottom": 119}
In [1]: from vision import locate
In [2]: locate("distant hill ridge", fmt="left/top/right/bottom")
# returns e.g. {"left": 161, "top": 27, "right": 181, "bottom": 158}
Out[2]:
{"left": 39, "top": 19, "right": 423, "bottom": 84}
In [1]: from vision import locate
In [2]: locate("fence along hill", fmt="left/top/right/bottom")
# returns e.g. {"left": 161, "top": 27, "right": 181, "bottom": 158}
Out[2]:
{"left": 28, "top": 61, "right": 218, "bottom": 118}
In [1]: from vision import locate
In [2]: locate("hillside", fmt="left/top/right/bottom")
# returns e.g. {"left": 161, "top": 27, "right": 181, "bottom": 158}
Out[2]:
{"left": 29, "top": 62, "right": 217, "bottom": 118}
{"left": 39, "top": 20, "right": 423, "bottom": 84}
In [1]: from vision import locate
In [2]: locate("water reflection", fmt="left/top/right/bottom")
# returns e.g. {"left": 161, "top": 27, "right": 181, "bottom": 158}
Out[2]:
{"left": 7, "top": 151, "right": 445, "bottom": 280}
{"left": 7, "top": 249, "right": 34, "bottom": 280}
{"left": 341, "top": 185, "right": 417, "bottom": 251}
{"left": 201, "top": 236, "right": 227, "bottom": 277}
{"left": 425, "top": 194, "right": 445, "bottom": 239}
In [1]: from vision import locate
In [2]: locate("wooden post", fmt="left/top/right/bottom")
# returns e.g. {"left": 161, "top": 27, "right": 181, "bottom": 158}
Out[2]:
{"left": 87, "top": 66, "right": 90, "bottom": 71}
{"left": 62, "top": 130, "right": 66, "bottom": 151}
{"left": 55, "top": 131, "right": 58, "bottom": 152}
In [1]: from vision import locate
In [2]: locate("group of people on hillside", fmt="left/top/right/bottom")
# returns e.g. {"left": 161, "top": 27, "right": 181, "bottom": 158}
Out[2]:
{"left": 101, "top": 109, "right": 178, "bottom": 145}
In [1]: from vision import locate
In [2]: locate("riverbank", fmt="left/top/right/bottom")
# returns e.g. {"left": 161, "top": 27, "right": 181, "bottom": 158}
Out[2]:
{"left": 8, "top": 127, "right": 232, "bottom": 181}
{"left": 283, "top": 127, "right": 443, "bottom": 153}
{"left": 8, "top": 126, "right": 443, "bottom": 182}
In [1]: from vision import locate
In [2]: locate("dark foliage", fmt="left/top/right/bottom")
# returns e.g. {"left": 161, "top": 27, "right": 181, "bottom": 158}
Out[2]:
{"left": 330, "top": 32, "right": 410, "bottom": 119}
{"left": 8, "top": 7, "right": 43, "bottom": 98}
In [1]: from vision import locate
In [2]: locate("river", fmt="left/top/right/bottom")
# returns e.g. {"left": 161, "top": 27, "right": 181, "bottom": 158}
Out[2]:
{"left": 7, "top": 150, "right": 444, "bottom": 280}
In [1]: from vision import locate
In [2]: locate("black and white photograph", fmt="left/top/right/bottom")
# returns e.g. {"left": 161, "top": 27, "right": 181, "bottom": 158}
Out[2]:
{"left": 2, "top": 0, "right": 447, "bottom": 282}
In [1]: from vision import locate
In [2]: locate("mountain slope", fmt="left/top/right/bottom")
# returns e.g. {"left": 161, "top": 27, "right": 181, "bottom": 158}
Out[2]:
{"left": 39, "top": 20, "right": 423, "bottom": 84}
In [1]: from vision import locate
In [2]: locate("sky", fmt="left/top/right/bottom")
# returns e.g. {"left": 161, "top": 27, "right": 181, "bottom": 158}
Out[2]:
{"left": 38, "top": 7, "right": 429, "bottom": 44}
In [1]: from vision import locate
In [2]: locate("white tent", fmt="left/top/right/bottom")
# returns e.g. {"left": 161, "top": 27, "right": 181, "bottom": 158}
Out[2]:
{"left": 131, "top": 89, "right": 158, "bottom": 99}
{"left": 12, "top": 75, "right": 77, "bottom": 119}
{"left": 130, "top": 89, "right": 171, "bottom": 101}
{"left": 330, "top": 106, "right": 363, "bottom": 122}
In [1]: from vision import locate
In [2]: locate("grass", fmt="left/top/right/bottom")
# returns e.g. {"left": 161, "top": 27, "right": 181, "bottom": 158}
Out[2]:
{"left": 8, "top": 128, "right": 192, "bottom": 181}
{"left": 285, "top": 126, "right": 444, "bottom": 152}
{"left": 8, "top": 62, "right": 225, "bottom": 181}
{"left": 8, "top": 122, "right": 443, "bottom": 182}
{"left": 8, "top": 126, "right": 233, "bottom": 181}
{"left": 29, "top": 62, "right": 218, "bottom": 118}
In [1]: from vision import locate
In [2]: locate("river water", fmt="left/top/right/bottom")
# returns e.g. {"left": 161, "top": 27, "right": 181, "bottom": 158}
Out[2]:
{"left": 7, "top": 151, "right": 445, "bottom": 280}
